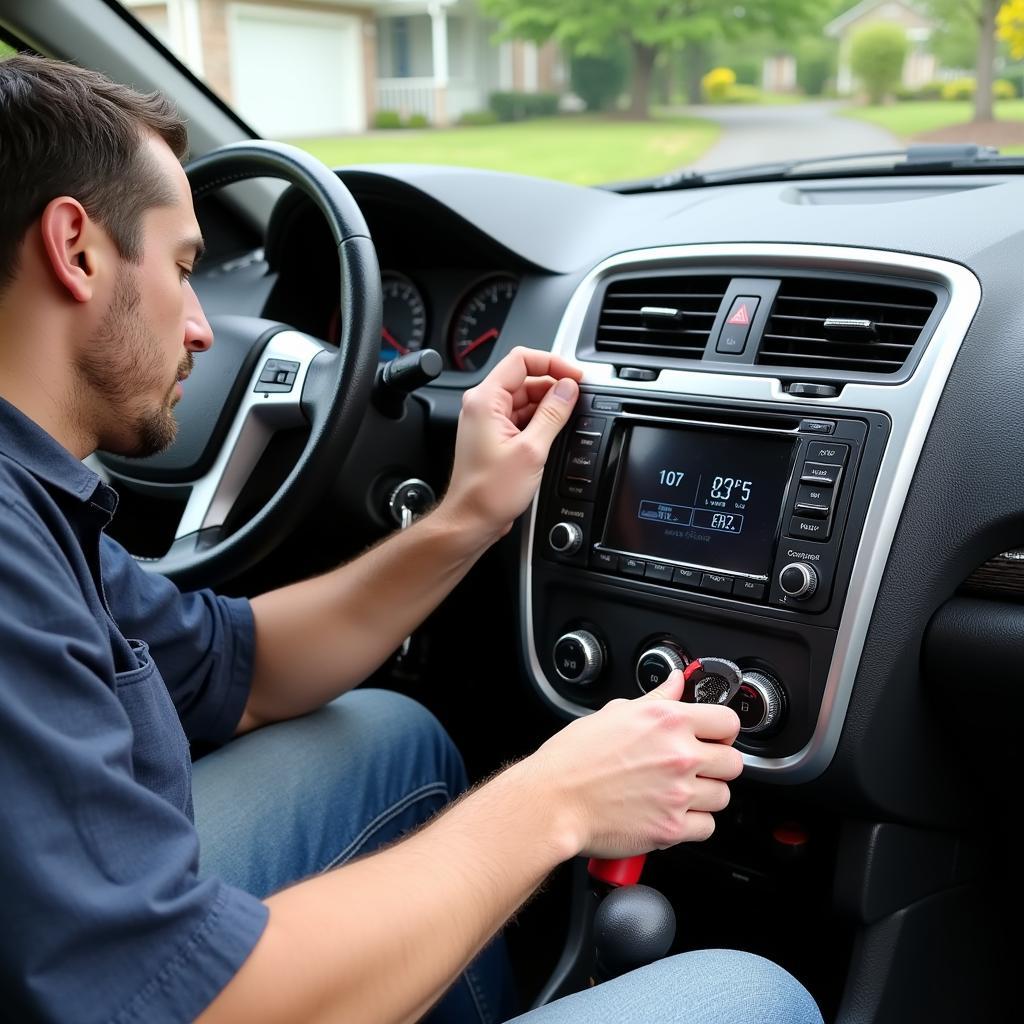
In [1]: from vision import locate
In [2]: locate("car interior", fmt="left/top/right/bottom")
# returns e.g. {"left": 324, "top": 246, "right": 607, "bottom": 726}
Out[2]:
{"left": 1, "top": 1, "right": 1018, "bottom": 1021}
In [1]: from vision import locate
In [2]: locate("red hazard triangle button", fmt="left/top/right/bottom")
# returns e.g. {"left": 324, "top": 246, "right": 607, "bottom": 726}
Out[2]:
{"left": 727, "top": 302, "right": 752, "bottom": 326}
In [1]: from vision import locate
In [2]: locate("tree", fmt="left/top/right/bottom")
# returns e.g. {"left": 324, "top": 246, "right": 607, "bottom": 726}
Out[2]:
{"left": 923, "top": 0, "right": 1003, "bottom": 122}
{"left": 997, "top": 0, "right": 1024, "bottom": 60}
{"left": 850, "top": 22, "right": 908, "bottom": 104}
{"left": 478, "top": 0, "right": 817, "bottom": 119}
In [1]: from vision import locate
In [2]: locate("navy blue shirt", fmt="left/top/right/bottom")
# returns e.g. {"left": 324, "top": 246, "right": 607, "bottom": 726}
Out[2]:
{"left": 0, "top": 397, "right": 268, "bottom": 1023}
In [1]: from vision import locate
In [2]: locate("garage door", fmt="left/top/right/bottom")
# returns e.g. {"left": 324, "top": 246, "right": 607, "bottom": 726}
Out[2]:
{"left": 229, "top": 4, "right": 365, "bottom": 138}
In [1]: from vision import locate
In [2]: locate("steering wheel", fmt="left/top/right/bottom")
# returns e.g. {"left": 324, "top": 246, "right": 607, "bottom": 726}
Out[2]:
{"left": 96, "top": 141, "right": 382, "bottom": 589}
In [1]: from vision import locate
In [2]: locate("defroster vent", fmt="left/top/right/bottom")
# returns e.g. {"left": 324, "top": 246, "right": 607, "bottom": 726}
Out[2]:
{"left": 757, "top": 277, "right": 937, "bottom": 374}
{"left": 595, "top": 276, "right": 730, "bottom": 360}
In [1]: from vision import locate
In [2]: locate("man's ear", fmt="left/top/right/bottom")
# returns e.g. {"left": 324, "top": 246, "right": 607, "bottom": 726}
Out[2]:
{"left": 38, "top": 196, "right": 101, "bottom": 303}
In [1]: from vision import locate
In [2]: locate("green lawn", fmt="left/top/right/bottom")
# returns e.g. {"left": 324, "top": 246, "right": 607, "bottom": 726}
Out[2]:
{"left": 291, "top": 115, "right": 720, "bottom": 186}
{"left": 845, "top": 99, "right": 1024, "bottom": 137}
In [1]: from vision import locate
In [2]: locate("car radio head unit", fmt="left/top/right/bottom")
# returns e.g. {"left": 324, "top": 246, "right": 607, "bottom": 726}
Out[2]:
{"left": 601, "top": 424, "right": 796, "bottom": 580}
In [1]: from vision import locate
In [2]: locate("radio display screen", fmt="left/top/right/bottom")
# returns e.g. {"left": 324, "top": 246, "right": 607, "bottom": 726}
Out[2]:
{"left": 603, "top": 425, "right": 796, "bottom": 577}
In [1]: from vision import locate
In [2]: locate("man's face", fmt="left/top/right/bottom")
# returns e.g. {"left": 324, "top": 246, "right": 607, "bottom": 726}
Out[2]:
{"left": 77, "top": 135, "right": 211, "bottom": 458}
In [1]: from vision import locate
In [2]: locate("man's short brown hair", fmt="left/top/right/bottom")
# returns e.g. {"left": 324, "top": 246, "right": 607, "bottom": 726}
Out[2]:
{"left": 0, "top": 54, "right": 188, "bottom": 292}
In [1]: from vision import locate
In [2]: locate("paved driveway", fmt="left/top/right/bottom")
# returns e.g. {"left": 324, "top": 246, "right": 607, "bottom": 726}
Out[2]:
{"left": 682, "top": 100, "right": 900, "bottom": 172}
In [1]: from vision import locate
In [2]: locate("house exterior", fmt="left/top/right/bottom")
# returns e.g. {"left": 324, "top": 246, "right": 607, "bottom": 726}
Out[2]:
{"left": 825, "top": 0, "right": 937, "bottom": 96}
{"left": 123, "top": 0, "right": 566, "bottom": 136}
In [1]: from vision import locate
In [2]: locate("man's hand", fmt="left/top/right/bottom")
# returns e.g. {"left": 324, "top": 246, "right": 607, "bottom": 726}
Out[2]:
{"left": 517, "top": 669, "right": 744, "bottom": 860}
{"left": 439, "top": 346, "right": 583, "bottom": 543}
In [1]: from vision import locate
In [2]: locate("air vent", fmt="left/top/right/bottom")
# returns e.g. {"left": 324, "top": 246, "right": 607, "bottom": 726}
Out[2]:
{"left": 596, "top": 276, "right": 730, "bottom": 360}
{"left": 757, "top": 277, "right": 937, "bottom": 374}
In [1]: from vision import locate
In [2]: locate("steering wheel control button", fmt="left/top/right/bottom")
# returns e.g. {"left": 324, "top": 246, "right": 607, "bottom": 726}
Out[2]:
{"left": 620, "top": 556, "right": 646, "bottom": 578}
{"left": 732, "top": 671, "right": 786, "bottom": 734}
{"left": 643, "top": 561, "right": 674, "bottom": 582}
{"left": 636, "top": 644, "right": 688, "bottom": 694}
{"left": 682, "top": 657, "right": 743, "bottom": 706}
{"left": 779, "top": 562, "right": 819, "bottom": 599}
{"left": 798, "top": 418, "right": 836, "bottom": 435}
{"left": 548, "top": 522, "right": 583, "bottom": 556}
{"left": 800, "top": 461, "right": 841, "bottom": 485}
{"left": 716, "top": 296, "right": 760, "bottom": 354}
{"left": 734, "top": 579, "right": 767, "bottom": 601}
{"left": 553, "top": 630, "right": 603, "bottom": 685}
{"left": 591, "top": 550, "right": 618, "bottom": 572}
{"left": 700, "top": 572, "right": 734, "bottom": 595}
{"left": 672, "top": 566, "right": 700, "bottom": 588}
{"left": 255, "top": 358, "right": 300, "bottom": 393}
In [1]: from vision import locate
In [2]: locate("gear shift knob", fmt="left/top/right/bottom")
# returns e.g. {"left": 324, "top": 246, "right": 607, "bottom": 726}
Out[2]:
{"left": 593, "top": 884, "right": 676, "bottom": 980}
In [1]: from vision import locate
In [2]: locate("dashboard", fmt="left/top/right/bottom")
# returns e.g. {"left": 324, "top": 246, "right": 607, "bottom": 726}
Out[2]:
{"left": 188, "top": 164, "right": 1023, "bottom": 1020}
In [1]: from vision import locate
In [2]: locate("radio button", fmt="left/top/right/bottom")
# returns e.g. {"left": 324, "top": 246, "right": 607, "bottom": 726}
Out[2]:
{"left": 735, "top": 579, "right": 767, "bottom": 601}
{"left": 590, "top": 550, "right": 618, "bottom": 572}
{"left": 620, "top": 556, "right": 646, "bottom": 578}
{"left": 560, "top": 478, "right": 598, "bottom": 501}
{"left": 700, "top": 572, "right": 734, "bottom": 595}
{"left": 672, "top": 566, "right": 701, "bottom": 588}
{"left": 573, "top": 416, "right": 607, "bottom": 435}
{"left": 806, "top": 441, "right": 849, "bottom": 465}
{"left": 780, "top": 562, "right": 818, "bottom": 599}
{"left": 644, "top": 561, "right": 674, "bottom": 582}
{"left": 549, "top": 522, "right": 583, "bottom": 555}
{"left": 798, "top": 418, "right": 836, "bottom": 435}
{"left": 571, "top": 432, "right": 601, "bottom": 452}
{"left": 565, "top": 449, "right": 598, "bottom": 477}
{"left": 800, "top": 461, "right": 842, "bottom": 485}
{"left": 789, "top": 516, "right": 831, "bottom": 540}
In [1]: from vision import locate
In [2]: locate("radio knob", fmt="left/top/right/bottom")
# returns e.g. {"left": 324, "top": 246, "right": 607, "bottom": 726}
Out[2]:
{"left": 549, "top": 521, "right": 583, "bottom": 555}
{"left": 635, "top": 644, "right": 689, "bottom": 694}
{"left": 733, "top": 671, "right": 786, "bottom": 734}
{"left": 553, "top": 630, "right": 603, "bottom": 685}
{"left": 779, "top": 562, "right": 818, "bottom": 599}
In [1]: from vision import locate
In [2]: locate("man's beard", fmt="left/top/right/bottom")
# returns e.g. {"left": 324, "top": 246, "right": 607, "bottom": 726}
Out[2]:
{"left": 76, "top": 269, "right": 191, "bottom": 458}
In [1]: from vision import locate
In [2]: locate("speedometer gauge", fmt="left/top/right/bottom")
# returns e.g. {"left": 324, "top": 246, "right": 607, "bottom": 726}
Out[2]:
{"left": 449, "top": 276, "right": 518, "bottom": 372}
{"left": 380, "top": 272, "right": 428, "bottom": 361}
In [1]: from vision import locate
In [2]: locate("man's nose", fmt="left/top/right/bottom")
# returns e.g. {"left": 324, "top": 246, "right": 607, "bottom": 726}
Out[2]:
{"left": 184, "top": 283, "right": 214, "bottom": 352}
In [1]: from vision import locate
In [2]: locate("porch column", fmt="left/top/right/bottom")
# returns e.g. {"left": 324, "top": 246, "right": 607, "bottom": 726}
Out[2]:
{"left": 428, "top": 1, "right": 450, "bottom": 125}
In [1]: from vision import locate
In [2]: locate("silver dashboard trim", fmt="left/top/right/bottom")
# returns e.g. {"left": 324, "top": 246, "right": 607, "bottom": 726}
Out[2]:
{"left": 520, "top": 242, "right": 981, "bottom": 783}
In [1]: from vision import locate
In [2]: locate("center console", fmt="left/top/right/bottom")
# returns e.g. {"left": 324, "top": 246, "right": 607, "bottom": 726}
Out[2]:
{"left": 519, "top": 242, "right": 981, "bottom": 781}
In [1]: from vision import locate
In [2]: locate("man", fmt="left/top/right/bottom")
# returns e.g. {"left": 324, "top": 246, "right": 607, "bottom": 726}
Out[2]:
{"left": 0, "top": 55, "right": 822, "bottom": 1024}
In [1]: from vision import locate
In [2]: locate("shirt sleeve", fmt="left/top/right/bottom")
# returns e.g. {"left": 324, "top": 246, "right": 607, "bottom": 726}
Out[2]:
{"left": 0, "top": 502, "right": 268, "bottom": 1024}
{"left": 99, "top": 533, "right": 255, "bottom": 746}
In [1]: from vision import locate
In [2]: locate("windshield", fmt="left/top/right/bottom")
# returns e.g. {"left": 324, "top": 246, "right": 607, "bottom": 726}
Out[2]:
{"left": 114, "top": 0, "right": 1024, "bottom": 185}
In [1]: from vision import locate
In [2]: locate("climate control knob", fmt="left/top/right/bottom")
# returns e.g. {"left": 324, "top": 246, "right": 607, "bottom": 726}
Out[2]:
{"left": 553, "top": 630, "right": 603, "bottom": 685}
{"left": 635, "top": 644, "right": 689, "bottom": 694}
{"left": 549, "top": 521, "right": 583, "bottom": 556}
{"left": 732, "top": 670, "right": 786, "bottom": 734}
{"left": 779, "top": 562, "right": 818, "bottom": 599}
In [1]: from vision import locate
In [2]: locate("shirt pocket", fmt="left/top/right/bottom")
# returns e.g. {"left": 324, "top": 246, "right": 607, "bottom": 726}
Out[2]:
{"left": 114, "top": 639, "right": 194, "bottom": 818}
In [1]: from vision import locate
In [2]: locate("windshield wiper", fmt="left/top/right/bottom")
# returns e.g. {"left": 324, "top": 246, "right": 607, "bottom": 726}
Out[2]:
{"left": 610, "top": 144, "right": 1020, "bottom": 194}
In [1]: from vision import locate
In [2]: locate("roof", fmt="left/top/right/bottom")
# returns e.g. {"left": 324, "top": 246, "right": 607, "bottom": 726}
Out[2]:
{"left": 825, "top": 0, "right": 934, "bottom": 38}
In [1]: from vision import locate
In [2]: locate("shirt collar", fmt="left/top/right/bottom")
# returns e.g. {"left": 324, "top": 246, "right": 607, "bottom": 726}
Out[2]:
{"left": 0, "top": 396, "right": 106, "bottom": 505}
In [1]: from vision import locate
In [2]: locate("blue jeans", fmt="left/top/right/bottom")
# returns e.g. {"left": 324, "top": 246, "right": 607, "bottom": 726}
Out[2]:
{"left": 193, "top": 689, "right": 823, "bottom": 1024}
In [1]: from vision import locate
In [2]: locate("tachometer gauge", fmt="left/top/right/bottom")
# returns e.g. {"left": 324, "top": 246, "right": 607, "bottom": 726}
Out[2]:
{"left": 449, "top": 276, "right": 518, "bottom": 372}
{"left": 380, "top": 272, "right": 428, "bottom": 361}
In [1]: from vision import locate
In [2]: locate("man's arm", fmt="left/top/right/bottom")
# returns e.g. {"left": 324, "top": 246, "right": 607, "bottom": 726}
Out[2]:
{"left": 199, "top": 671, "right": 743, "bottom": 1024}
{"left": 238, "top": 348, "right": 583, "bottom": 733}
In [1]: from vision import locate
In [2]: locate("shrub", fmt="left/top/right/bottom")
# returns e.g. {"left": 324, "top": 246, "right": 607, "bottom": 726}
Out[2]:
{"left": 730, "top": 56, "right": 762, "bottom": 87}
{"left": 941, "top": 77, "right": 974, "bottom": 101}
{"left": 406, "top": 112, "right": 430, "bottom": 128}
{"left": 850, "top": 23, "right": 907, "bottom": 104}
{"left": 488, "top": 90, "right": 559, "bottom": 122}
{"left": 372, "top": 110, "right": 403, "bottom": 129}
{"left": 994, "top": 77, "right": 1017, "bottom": 99}
{"left": 723, "top": 83, "right": 762, "bottom": 103}
{"left": 702, "top": 67, "right": 737, "bottom": 102}
{"left": 570, "top": 48, "right": 628, "bottom": 111}
{"left": 457, "top": 109, "right": 499, "bottom": 126}
{"left": 796, "top": 38, "right": 837, "bottom": 97}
